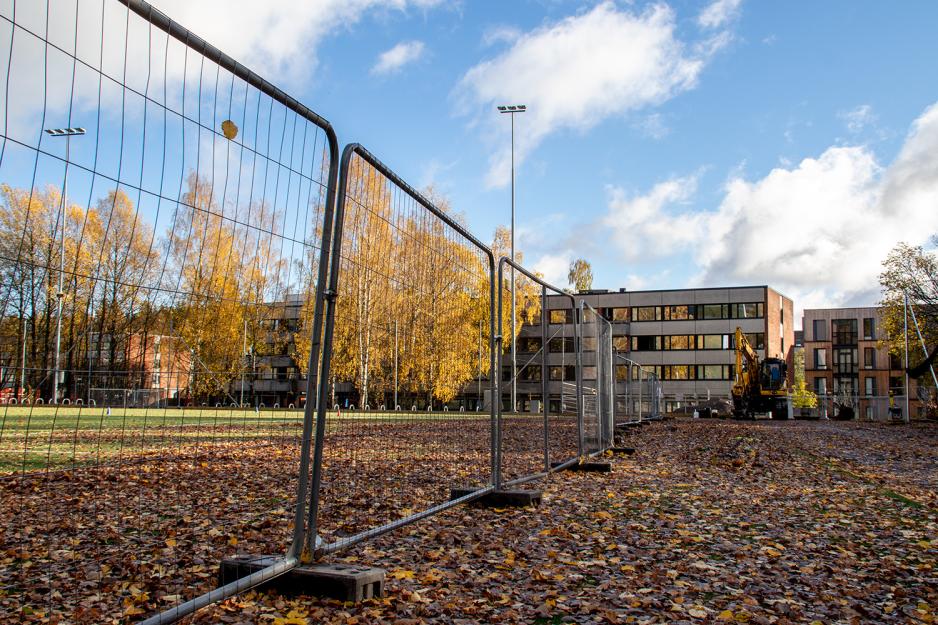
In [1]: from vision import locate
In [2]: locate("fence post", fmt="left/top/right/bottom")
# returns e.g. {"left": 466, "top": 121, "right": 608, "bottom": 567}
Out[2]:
{"left": 540, "top": 285, "right": 549, "bottom": 472}
{"left": 493, "top": 259, "right": 505, "bottom": 490}
{"left": 575, "top": 300, "right": 585, "bottom": 458}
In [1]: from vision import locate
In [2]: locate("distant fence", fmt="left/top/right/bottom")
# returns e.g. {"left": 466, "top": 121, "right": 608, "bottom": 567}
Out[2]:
{"left": 580, "top": 301, "right": 615, "bottom": 452}
{"left": 0, "top": 1, "right": 627, "bottom": 623}
{"left": 613, "top": 353, "right": 662, "bottom": 422}
{"left": 800, "top": 394, "right": 920, "bottom": 421}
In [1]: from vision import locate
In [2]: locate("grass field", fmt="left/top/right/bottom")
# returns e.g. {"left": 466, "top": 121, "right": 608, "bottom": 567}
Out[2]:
{"left": 0, "top": 406, "right": 498, "bottom": 474}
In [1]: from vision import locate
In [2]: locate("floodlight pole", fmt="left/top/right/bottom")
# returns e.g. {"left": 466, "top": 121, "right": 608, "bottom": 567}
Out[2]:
{"left": 498, "top": 104, "right": 526, "bottom": 412}
{"left": 45, "top": 127, "right": 84, "bottom": 404}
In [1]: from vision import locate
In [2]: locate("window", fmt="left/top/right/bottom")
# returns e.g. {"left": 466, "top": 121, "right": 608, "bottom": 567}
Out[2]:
{"left": 863, "top": 347, "right": 875, "bottom": 369}
{"left": 610, "top": 307, "right": 629, "bottom": 322}
{"left": 520, "top": 307, "right": 540, "bottom": 325}
{"left": 744, "top": 333, "right": 766, "bottom": 350}
{"left": 698, "top": 365, "right": 731, "bottom": 380}
{"left": 517, "top": 337, "right": 541, "bottom": 353}
{"left": 548, "top": 337, "right": 575, "bottom": 353}
{"left": 834, "top": 377, "right": 856, "bottom": 396}
{"left": 733, "top": 303, "right": 764, "bottom": 319}
{"left": 519, "top": 366, "right": 541, "bottom": 382}
{"left": 582, "top": 336, "right": 597, "bottom": 352}
{"left": 889, "top": 353, "right": 902, "bottom": 370}
{"left": 814, "top": 348, "right": 827, "bottom": 369}
{"left": 631, "top": 335, "right": 661, "bottom": 351}
{"left": 889, "top": 376, "right": 903, "bottom": 393}
{"left": 631, "top": 306, "right": 660, "bottom": 322}
{"left": 549, "top": 365, "right": 575, "bottom": 381}
{"left": 665, "top": 335, "right": 694, "bottom": 350}
{"left": 663, "top": 305, "right": 695, "bottom": 320}
{"left": 549, "top": 309, "right": 572, "bottom": 324}
{"left": 812, "top": 319, "right": 828, "bottom": 341}
{"left": 814, "top": 377, "right": 827, "bottom": 395}
{"left": 833, "top": 348, "right": 858, "bottom": 375}
{"left": 583, "top": 366, "right": 597, "bottom": 380}
{"left": 612, "top": 336, "right": 629, "bottom": 351}
{"left": 699, "top": 304, "right": 729, "bottom": 320}
{"left": 864, "top": 376, "right": 877, "bottom": 396}
{"left": 615, "top": 364, "right": 630, "bottom": 381}
{"left": 663, "top": 365, "right": 694, "bottom": 380}
{"left": 862, "top": 317, "right": 875, "bottom": 340}
{"left": 698, "top": 334, "right": 729, "bottom": 350}
{"left": 832, "top": 319, "right": 858, "bottom": 345}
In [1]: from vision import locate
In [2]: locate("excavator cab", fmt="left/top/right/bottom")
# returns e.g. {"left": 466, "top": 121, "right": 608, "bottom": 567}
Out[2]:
{"left": 759, "top": 359, "right": 787, "bottom": 393}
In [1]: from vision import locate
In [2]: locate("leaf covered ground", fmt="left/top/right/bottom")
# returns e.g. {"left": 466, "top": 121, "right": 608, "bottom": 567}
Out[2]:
{"left": 192, "top": 419, "right": 937, "bottom": 625}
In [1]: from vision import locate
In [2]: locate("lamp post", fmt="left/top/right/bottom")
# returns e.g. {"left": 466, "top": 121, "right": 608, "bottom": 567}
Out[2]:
{"left": 44, "top": 127, "right": 85, "bottom": 404}
{"left": 497, "top": 104, "right": 525, "bottom": 412}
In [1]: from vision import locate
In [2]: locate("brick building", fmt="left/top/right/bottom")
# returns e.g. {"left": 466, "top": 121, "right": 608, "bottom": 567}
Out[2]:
{"left": 802, "top": 306, "right": 925, "bottom": 419}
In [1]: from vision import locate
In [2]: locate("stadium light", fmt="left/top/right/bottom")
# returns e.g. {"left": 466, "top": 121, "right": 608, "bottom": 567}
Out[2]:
{"left": 45, "top": 126, "right": 85, "bottom": 404}
{"left": 497, "top": 104, "right": 525, "bottom": 412}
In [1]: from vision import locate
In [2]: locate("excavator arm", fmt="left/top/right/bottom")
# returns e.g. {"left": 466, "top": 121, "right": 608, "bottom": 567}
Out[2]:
{"left": 733, "top": 328, "right": 759, "bottom": 392}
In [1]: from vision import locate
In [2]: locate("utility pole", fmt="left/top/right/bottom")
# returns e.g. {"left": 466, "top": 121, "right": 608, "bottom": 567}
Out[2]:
{"left": 45, "top": 127, "right": 85, "bottom": 404}
{"left": 240, "top": 318, "right": 247, "bottom": 406}
{"left": 497, "top": 104, "right": 526, "bottom": 412}
{"left": 904, "top": 291, "right": 910, "bottom": 424}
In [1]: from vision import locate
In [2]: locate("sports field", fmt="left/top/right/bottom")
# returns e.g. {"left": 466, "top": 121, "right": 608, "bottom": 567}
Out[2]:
{"left": 0, "top": 406, "right": 498, "bottom": 474}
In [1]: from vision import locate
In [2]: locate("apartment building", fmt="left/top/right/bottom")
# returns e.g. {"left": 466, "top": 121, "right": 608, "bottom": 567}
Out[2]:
{"left": 84, "top": 333, "right": 192, "bottom": 406}
{"left": 802, "top": 306, "right": 924, "bottom": 419}
{"left": 509, "top": 285, "right": 793, "bottom": 413}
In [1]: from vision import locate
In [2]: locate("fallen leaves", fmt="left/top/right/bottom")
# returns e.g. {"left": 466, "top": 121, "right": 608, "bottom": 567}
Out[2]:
{"left": 2, "top": 419, "right": 936, "bottom": 624}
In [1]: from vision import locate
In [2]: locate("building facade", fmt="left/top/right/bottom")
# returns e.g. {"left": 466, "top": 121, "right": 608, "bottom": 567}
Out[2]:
{"left": 802, "top": 306, "right": 924, "bottom": 419}
{"left": 509, "top": 285, "right": 794, "bottom": 414}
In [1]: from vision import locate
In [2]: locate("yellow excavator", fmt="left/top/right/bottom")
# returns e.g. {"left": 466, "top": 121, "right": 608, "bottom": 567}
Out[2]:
{"left": 731, "top": 327, "right": 788, "bottom": 419}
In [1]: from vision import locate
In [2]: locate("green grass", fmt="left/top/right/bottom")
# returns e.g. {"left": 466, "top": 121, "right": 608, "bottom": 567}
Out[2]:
{"left": 0, "top": 406, "right": 497, "bottom": 475}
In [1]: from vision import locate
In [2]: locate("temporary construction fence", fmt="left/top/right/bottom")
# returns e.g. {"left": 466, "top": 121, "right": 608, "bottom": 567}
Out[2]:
{"left": 0, "top": 0, "right": 339, "bottom": 622}
{"left": 613, "top": 352, "right": 662, "bottom": 423}
{"left": 0, "top": 0, "right": 624, "bottom": 623}
{"left": 304, "top": 143, "right": 498, "bottom": 559}
{"left": 801, "top": 394, "right": 921, "bottom": 422}
{"left": 495, "top": 258, "right": 580, "bottom": 486}
{"left": 579, "top": 301, "right": 615, "bottom": 453}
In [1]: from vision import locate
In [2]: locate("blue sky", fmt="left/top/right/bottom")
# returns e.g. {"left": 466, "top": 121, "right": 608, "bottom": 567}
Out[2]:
{"left": 5, "top": 0, "right": 938, "bottom": 326}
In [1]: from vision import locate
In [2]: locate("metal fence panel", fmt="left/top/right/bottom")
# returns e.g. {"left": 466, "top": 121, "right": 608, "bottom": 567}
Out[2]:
{"left": 0, "top": 0, "right": 338, "bottom": 621}
{"left": 495, "top": 259, "right": 578, "bottom": 486}
{"left": 306, "top": 144, "right": 496, "bottom": 557}
{"left": 578, "top": 301, "right": 612, "bottom": 455}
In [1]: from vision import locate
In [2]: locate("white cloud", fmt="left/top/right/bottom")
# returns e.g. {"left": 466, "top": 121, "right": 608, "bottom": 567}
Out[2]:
{"left": 371, "top": 40, "right": 426, "bottom": 75}
{"left": 838, "top": 104, "right": 876, "bottom": 133}
{"left": 595, "top": 101, "right": 938, "bottom": 322}
{"left": 0, "top": 0, "right": 441, "bottom": 137}
{"left": 455, "top": 2, "right": 717, "bottom": 188}
{"left": 697, "top": 0, "right": 743, "bottom": 29}
{"left": 148, "top": 0, "right": 440, "bottom": 83}
{"left": 532, "top": 251, "right": 573, "bottom": 289}
{"left": 602, "top": 174, "right": 701, "bottom": 262}
{"left": 481, "top": 25, "right": 522, "bottom": 47}
{"left": 635, "top": 112, "right": 670, "bottom": 139}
